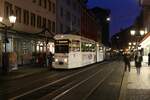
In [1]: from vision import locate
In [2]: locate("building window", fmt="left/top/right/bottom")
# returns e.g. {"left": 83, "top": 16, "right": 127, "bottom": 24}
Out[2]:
{"left": 43, "top": 18, "right": 46, "bottom": 27}
{"left": 66, "top": 26, "right": 70, "bottom": 32}
{"left": 72, "top": 15, "right": 76, "bottom": 25}
{"left": 37, "top": 15, "right": 41, "bottom": 28}
{"left": 66, "top": 11, "right": 71, "bottom": 22}
{"left": 48, "top": 0, "right": 51, "bottom": 12}
{"left": 44, "top": 0, "right": 47, "bottom": 8}
{"left": 15, "top": 6, "right": 22, "bottom": 23}
{"left": 48, "top": 20, "right": 51, "bottom": 31}
{"left": 38, "top": 0, "right": 42, "bottom": 6}
{"left": 52, "top": 21, "right": 55, "bottom": 33}
{"left": 32, "top": 0, "right": 36, "bottom": 3}
{"left": 4, "top": 1, "right": 12, "bottom": 19}
{"left": 52, "top": 3, "right": 56, "bottom": 14}
{"left": 66, "top": 0, "right": 71, "bottom": 5}
{"left": 72, "top": 2, "right": 77, "bottom": 10}
{"left": 23, "top": 10, "right": 29, "bottom": 25}
{"left": 60, "top": 23, "right": 63, "bottom": 33}
{"left": 60, "top": 7, "right": 63, "bottom": 17}
{"left": 31, "top": 13, "right": 36, "bottom": 27}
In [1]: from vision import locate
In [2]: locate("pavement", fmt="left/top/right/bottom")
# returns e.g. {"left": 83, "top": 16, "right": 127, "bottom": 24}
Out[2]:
{"left": 0, "top": 64, "right": 48, "bottom": 81}
{"left": 119, "top": 61, "right": 150, "bottom": 100}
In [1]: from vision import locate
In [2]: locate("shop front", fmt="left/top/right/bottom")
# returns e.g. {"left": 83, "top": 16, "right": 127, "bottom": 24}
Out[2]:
{"left": 140, "top": 32, "right": 150, "bottom": 63}
{"left": 0, "top": 29, "right": 55, "bottom": 71}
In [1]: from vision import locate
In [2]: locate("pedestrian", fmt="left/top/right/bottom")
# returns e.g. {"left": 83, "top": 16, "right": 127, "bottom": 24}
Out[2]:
{"left": 48, "top": 51, "right": 53, "bottom": 68}
{"left": 135, "top": 51, "right": 143, "bottom": 75}
{"left": 123, "top": 53, "right": 131, "bottom": 72}
{"left": 148, "top": 52, "right": 150, "bottom": 66}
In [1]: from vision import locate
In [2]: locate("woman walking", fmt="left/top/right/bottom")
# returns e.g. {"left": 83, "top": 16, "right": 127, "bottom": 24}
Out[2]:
{"left": 135, "top": 51, "right": 143, "bottom": 75}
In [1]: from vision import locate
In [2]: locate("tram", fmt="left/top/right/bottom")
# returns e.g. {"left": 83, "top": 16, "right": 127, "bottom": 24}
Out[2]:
{"left": 53, "top": 34, "right": 105, "bottom": 69}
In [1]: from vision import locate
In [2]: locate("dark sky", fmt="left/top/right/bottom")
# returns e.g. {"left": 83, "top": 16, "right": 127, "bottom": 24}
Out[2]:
{"left": 87, "top": 0, "right": 141, "bottom": 38}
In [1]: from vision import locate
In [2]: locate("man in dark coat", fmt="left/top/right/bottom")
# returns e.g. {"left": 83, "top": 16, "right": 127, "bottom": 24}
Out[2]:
{"left": 123, "top": 53, "right": 131, "bottom": 72}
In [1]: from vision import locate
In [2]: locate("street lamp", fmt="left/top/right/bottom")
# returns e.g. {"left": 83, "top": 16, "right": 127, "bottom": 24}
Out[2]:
{"left": 0, "top": 15, "right": 16, "bottom": 73}
{"left": 106, "top": 17, "right": 111, "bottom": 21}
{"left": 130, "top": 30, "right": 145, "bottom": 36}
{"left": 130, "top": 29, "right": 145, "bottom": 51}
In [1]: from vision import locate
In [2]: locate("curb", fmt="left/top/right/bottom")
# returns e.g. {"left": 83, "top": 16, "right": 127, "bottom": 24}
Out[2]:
{"left": 118, "top": 72, "right": 128, "bottom": 100}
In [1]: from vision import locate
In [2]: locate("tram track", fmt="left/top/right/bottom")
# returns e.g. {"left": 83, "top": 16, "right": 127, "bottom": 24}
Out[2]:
{"left": 10, "top": 62, "right": 108, "bottom": 100}
{"left": 51, "top": 69, "right": 113, "bottom": 100}
{"left": 50, "top": 66, "right": 115, "bottom": 100}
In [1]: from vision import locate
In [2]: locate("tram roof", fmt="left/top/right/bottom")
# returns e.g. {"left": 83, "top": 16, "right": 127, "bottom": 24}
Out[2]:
{"left": 54, "top": 34, "right": 96, "bottom": 43}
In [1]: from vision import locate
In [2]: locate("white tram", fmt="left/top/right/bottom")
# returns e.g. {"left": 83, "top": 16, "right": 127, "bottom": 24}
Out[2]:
{"left": 53, "top": 34, "right": 105, "bottom": 69}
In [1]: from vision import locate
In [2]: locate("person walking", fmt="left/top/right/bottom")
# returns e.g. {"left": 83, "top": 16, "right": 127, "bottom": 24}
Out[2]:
{"left": 123, "top": 53, "right": 131, "bottom": 72}
{"left": 148, "top": 52, "right": 150, "bottom": 66}
{"left": 48, "top": 51, "right": 53, "bottom": 68}
{"left": 135, "top": 51, "right": 143, "bottom": 75}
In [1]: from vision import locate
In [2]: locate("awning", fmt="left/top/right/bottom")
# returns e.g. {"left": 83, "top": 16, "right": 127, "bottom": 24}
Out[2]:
{"left": 0, "top": 27, "right": 55, "bottom": 41}
{"left": 140, "top": 32, "right": 150, "bottom": 48}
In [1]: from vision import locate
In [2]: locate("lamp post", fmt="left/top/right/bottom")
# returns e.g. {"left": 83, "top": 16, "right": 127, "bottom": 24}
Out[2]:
{"left": 0, "top": 15, "right": 16, "bottom": 73}
{"left": 130, "top": 29, "right": 145, "bottom": 51}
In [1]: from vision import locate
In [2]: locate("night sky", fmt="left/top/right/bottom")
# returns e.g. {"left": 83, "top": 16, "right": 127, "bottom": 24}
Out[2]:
{"left": 87, "top": 0, "right": 141, "bottom": 38}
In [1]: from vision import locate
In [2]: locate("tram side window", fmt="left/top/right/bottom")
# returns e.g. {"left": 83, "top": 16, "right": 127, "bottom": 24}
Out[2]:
{"left": 71, "top": 40, "right": 80, "bottom": 52}
{"left": 55, "top": 45, "right": 69, "bottom": 53}
{"left": 81, "top": 42, "right": 95, "bottom": 52}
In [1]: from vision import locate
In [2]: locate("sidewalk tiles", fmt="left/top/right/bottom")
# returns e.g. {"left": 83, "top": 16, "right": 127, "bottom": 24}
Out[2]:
{"left": 119, "top": 65, "right": 150, "bottom": 100}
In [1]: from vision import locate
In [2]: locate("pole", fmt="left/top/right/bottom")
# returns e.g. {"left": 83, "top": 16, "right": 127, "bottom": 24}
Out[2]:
{"left": 45, "top": 32, "right": 48, "bottom": 67}
{"left": 2, "top": 26, "right": 9, "bottom": 74}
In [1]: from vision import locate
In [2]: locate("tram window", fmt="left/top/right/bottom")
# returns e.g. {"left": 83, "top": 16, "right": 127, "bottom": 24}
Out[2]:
{"left": 55, "top": 45, "right": 69, "bottom": 53}
{"left": 81, "top": 42, "right": 96, "bottom": 52}
{"left": 71, "top": 40, "right": 80, "bottom": 52}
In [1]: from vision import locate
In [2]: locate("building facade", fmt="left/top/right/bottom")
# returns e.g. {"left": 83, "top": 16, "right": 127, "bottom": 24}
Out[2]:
{"left": 56, "top": 0, "right": 81, "bottom": 34}
{"left": 81, "top": 6, "right": 100, "bottom": 42}
{"left": 91, "top": 7, "right": 110, "bottom": 46}
{"left": 0, "top": 0, "right": 56, "bottom": 68}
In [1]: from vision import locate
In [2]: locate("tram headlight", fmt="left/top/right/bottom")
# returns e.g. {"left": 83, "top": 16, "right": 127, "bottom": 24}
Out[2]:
{"left": 55, "top": 59, "right": 58, "bottom": 62}
{"left": 64, "top": 58, "right": 68, "bottom": 63}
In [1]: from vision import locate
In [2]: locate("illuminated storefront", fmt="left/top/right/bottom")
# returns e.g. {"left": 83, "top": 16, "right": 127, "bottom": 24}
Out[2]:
{"left": 140, "top": 32, "right": 150, "bottom": 63}
{"left": 0, "top": 30, "right": 55, "bottom": 68}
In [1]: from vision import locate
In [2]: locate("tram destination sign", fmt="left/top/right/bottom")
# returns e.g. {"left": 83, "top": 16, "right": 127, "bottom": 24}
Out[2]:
{"left": 55, "top": 39, "right": 70, "bottom": 45}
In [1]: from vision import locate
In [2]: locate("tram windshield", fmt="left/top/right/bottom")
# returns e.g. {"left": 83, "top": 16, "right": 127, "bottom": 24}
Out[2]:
{"left": 55, "top": 40, "right": 69, "bottom": 53}
{"left": 55, "top": 45, "right": 69, "bottom": 53}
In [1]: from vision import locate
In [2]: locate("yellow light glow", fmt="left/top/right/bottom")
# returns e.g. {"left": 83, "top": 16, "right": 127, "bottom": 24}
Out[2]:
{"left": 130, "top": 30, "right": 135, "bottom": 36}
{"left": 0, "top": 17, "right": 3, "bottom": 22}
{"left": 9, "top": 15, "right": 16, "bottom": 24}
{"left": 129, "top": 42, "right": 131, "bottom": 45}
